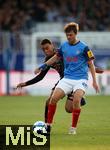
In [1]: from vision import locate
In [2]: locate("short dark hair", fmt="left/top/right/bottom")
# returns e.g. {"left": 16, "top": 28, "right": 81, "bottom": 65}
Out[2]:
{"left": 64, "top": 22, "right": 79, "bottom": 34}
{"left": 40, "top": 39, "right": 52, "bottom": 45}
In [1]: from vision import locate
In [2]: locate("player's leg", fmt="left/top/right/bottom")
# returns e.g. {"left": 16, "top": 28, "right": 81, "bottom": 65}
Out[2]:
{"left": 47, "top": 87, "right": 65, "bottom": 125}
{"left": 44, "top": 94, "right": 52, "bottom": 123}
{"left": 65, "top": 93, "right": 86, "bottom": 113}
{"left": 65, "top": 99, "right": 73, "bottom": 113}
{"left": 46, "top": 78, "right": 72, "bottom": 133}
{"left": 69, "top": 79, "right": 88, "bottom": 134}
{"left": 69, "top": 89, "right": 84, "bottom": 134}
{"left": 44, "top": 82, "right": 59, "bottom": 123}
{"left": 46, "top": 87, "right": 65, "bottom": 133}
{"left": 65, "top": 93, "right": 73, "bottom": 113}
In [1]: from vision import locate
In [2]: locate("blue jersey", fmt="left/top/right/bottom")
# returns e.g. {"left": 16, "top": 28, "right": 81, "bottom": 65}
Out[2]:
{"left": 57, "top": 41, "right": 94, "bottom": 80}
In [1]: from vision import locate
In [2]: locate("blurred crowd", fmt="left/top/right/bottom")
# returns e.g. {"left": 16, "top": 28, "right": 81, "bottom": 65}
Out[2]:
{"left": 0, "top": 0, "right": 110, "bottom": 32}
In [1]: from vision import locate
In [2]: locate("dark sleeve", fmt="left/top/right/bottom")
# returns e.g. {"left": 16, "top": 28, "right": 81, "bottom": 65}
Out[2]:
{"left": 56, "top": 47, "right": 63, "bottom": 58}
{"left": 83, "top": 46, "right": 95, "bottom": 61}
{"left": 25, "top": 67, "right": 50, "bottom": 86}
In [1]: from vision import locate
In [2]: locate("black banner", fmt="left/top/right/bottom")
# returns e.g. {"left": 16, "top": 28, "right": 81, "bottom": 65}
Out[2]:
{"left": 0, "top": 125, "right": 50, "bottom": 150}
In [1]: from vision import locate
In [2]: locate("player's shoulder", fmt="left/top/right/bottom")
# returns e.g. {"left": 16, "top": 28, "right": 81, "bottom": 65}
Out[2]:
{"left": 79, "top": 41, "right": 88, "bottom": 48}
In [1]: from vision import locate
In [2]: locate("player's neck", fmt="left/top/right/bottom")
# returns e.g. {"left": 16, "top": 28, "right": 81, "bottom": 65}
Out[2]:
{"left": 69, "top": 39, "right": 79, "bottom": 45}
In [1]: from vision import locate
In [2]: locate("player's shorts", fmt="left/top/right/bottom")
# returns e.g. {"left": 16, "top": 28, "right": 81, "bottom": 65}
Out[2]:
{"left": 52, "top": 81, "right": 73, "bottom": 100}
{"left": 55, "top": 78, "right": 88, "bottom": 95}
{"left": 52, "top": 81, "right": 59, "bottom": 91}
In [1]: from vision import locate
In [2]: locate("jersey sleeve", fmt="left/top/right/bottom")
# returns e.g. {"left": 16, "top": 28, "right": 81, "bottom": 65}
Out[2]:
{"left": 25, "top": 67, "right": 50, "bottom": 86}
{"left": 83, "top": 46, "right": 95, "bottom": 61}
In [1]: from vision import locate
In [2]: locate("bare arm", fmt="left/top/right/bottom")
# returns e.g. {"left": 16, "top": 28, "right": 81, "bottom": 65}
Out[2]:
{"left": 88, "top": 60, "right": 99, "bottom": 93}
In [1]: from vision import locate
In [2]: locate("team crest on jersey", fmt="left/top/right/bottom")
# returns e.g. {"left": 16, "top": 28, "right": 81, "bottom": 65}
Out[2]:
{"left": 87, "top": 50, "right": 94, "bottom": 58}
{"left": 82, "top": 82, "right": 88, "bottom": 88}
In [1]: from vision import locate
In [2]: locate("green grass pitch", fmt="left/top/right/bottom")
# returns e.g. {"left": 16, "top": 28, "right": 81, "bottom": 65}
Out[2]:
{"left": 0, "top": 95, "right": 110, "bottom": 150}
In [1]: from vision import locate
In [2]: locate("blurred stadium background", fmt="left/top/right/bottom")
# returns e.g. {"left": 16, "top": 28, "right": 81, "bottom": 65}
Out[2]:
{"left": 0, "top": 0, "right": 110, "bottom": 96}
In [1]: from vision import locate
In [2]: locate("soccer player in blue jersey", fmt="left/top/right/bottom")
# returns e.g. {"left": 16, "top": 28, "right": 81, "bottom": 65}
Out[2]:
{"left": 35, "top": 22, "right": 99, "bottom": 134}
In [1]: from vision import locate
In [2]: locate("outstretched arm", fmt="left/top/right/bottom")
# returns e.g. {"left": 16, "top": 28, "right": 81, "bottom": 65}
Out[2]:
{"left": 16, "top": 68, "right": 49, "bottom": 89}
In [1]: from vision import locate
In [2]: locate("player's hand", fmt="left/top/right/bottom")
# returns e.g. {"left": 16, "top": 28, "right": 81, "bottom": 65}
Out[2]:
{"left": 93, "top": 81, "right": 100, "bottom": 93}
{"left": 34, "top": 68, "right": 41, "bottom": 74}
{"left": 16, "top": 83, "right": 26, "bottom": 89}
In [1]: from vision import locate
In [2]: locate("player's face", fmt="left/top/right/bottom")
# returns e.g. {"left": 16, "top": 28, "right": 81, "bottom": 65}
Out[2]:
{"left": 66, "top": 31, "right": 77, "bottom": 44}
{"left": 41, "top": 43, "right": 54, "bottom": 56}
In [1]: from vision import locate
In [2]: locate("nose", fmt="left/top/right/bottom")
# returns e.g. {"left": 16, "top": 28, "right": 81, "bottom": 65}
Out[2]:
{"left": 67, "top": 36, "right": 71, "bottom": 40}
